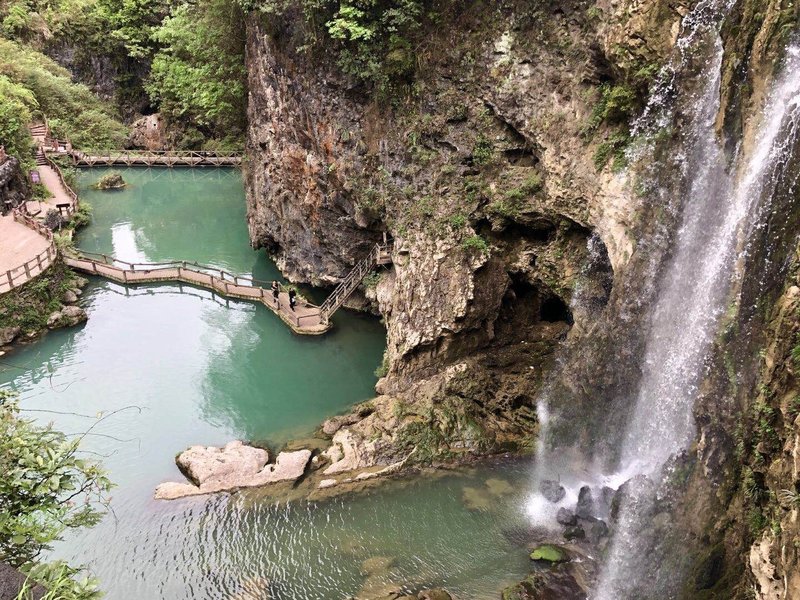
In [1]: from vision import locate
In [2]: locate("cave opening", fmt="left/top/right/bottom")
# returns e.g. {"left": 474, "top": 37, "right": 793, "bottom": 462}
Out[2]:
{"left": 540, "top": 295, "right": 573, "bottom": 325}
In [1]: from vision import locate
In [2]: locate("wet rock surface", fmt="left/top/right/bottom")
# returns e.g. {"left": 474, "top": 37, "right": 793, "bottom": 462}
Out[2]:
{"left": 155, "top": 441, "right": 311, "bottom": 499}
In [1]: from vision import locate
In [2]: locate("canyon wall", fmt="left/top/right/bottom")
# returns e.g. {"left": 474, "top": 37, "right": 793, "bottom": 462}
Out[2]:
{"left": 244, "top": 0, "right": 800, "bottom": 596}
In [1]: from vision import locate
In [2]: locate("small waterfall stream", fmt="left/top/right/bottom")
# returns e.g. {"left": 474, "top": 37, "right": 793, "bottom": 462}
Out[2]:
{"left": 596, "top": 38, "right": 800, "bottom": 600}
{"left": 526, "top": 0, "right": 800, "bottom": 596}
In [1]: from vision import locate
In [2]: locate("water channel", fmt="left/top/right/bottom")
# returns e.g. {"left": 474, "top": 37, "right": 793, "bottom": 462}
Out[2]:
{"left": 0, "top": 167, "right": 532, "bottom": 599}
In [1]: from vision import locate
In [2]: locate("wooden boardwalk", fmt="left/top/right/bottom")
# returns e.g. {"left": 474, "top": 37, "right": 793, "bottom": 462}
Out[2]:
{"left": 0, "top": 212, "right": 56, "bottom": 294}
{"left": 70, "top": 149, "right": 241, "bottom": 167}
{"left": 63, "top": 253, "right": 330, "bottom": 335}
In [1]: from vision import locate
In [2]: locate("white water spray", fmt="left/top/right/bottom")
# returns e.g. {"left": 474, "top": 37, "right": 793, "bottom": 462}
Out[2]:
{"left": 596, "top": 40, "right": 800, "bottom": 600}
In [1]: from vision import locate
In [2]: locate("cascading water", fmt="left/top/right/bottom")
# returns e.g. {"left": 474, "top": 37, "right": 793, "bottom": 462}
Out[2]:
{"left": 595, "top": 36, "right": 800, "bottom": 600}
{"left": 524, "top": 0, "right": 800, "bottom": 596}
{"left": 527, "top": 0, "right": 738, "bottom": 523}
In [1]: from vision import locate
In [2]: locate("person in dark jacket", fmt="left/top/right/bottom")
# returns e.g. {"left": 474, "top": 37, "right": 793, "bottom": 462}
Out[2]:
{"left": 271, "top": 280, "right": 279, "bottom": 306}
{"left": 288, "top": 288, "right": 297, "bottom": 311}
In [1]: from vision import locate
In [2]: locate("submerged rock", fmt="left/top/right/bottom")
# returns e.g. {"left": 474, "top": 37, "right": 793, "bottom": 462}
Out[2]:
{"left": 539, "top": 480, "right": 566, "bottom": 503}
{"left": 155, "top": 441, "right": 311, "bottom": 500}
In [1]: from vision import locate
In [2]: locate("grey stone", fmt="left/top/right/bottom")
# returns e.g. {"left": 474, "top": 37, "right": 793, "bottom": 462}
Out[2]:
{"left": 0, "top": 326, "right": 20, "bottom": 346}
{"left": 540, "top": 479, "right": 566, "bottom": 503}
{"left": 556, "top": 507, "right": 577, "bottom": 526}
{"left": 576, "top": 485, "right": 595, "bottom": 520}
{"left": 62, "top": 289, "right": 79, "bottom": 304}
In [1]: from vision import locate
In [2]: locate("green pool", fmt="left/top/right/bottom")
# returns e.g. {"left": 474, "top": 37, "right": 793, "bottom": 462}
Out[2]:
{"left": 0, "top": 167, "right": 532, "bottom": 599}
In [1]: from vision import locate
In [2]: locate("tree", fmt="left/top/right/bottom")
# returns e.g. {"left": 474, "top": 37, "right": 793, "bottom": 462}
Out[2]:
{"left": 146, "top": 0, "right": 247, "bottom": 142}
{"left": 0, "top": 389, "right": 112, "bottom": 597}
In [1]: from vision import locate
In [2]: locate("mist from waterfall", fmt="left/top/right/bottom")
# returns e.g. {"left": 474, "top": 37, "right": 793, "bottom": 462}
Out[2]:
{"left": 523, "top": 0, "right": 800, "bottom": 595}
{"left": 596, "top": 38, "right": 800, "bottom": 600}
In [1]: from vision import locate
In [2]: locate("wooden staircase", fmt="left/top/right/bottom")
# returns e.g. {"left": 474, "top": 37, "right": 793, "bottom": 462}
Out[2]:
{"left": 319, "top": 241, "right": 393, "bottom": 324}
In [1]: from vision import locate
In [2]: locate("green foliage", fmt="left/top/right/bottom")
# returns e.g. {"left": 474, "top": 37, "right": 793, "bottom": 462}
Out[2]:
{"left": 461, "top": 234, "right": 489, "bottom": 254}
{"left": 0, "top": 74, "right": 36, "bottom": 158}
{"left": 0, "top": 260, "right": 76, "bottom": 332}
{"left": 18, "top": 561, "right": 102, "bottom": 599}
{"left": 146, "top": 0, "right": 247, "bottom": 139}
{"left": 253, "top": 0, "right": 426, "bottom": 99}
{"left": 93, "top": 0, "right": 171, "bottom": 59}
{"left": 374, "top": 351, "right": 389, "bottom": 378}
{"left": 361, "top": 271, "right": 382, "bottom": 290}
{"left": 69, "top": 202, "right": 93, "bottom": 229}
{"left": 594, "top": 132, "right": 630, "bottom": 171}
{"left": 0, "top": 38, "right": 128, "bottom": 150}
{"left": 0, "top": 390, "right": 112, "bottom": 568}
{"left": 778, "top": 488, "right": 800, "bottom": 507}
{"left": 593, "top": 83, "right": 637, "bottom": 125}
{"left": 472, "top": 134, "right": 494, "bottom": 166}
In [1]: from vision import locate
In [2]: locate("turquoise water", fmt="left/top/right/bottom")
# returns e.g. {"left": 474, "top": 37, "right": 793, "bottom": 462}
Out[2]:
{"left": 0, "top": 168, "right": 532, "bottom": 598}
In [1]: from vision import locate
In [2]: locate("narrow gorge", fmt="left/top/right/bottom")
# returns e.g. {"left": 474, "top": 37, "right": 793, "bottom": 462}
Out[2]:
{"left": 0, "top": 0, "right": 799, "bottom": 598}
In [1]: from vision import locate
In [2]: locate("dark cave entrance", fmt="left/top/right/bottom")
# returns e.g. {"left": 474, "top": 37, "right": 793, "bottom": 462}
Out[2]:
{"left": 540, "top": 295, "right": 573, "bottom": 325}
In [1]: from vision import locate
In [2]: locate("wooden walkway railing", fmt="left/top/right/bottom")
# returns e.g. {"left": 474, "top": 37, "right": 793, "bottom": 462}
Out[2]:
{"left": 70, "top": 149, "right": 242, "bottom": 167}
{"left": 63, "top": 240, "right": 393, "bottom": 333}
{"left": 0, "top": 210, "right": 57, "bottom": 294}
{"left": 63, "top": 252, "right": 330, "bottom": 335}
{"left": 319, "top": 242, "right": 392, "bottom": 323}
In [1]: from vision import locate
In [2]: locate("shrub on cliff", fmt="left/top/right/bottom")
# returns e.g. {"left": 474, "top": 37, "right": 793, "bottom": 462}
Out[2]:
{"left": 250, "top": 0, "right": 427, "bottom": 99}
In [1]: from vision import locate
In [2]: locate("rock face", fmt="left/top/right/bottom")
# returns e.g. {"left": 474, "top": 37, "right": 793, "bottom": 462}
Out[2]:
{"left": 244, "top": 0, "right": 800, "bottom": 595}
{"left": 0, "top": 156, "right": 30, "bottom": 214}
{"left": 46, "top": 305, "right": 88, "bottom": 329}
{"left": 155, "top": 441, "right": 311, "bottom": 499}
{"left": 129, "top": 114, "right": 167, "bottom": 151}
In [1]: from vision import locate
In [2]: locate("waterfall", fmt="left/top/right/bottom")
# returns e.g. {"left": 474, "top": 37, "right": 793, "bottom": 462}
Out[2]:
{"left": 595, "top": 37, "right": 800, "bottom": 600}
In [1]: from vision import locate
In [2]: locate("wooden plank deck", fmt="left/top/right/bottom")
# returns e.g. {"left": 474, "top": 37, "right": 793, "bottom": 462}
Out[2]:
{"left": 63, "top": 256, "right": 330, "bottom": 335}
{"left": 71, "top": 151, "right": 241, "bottom": 167}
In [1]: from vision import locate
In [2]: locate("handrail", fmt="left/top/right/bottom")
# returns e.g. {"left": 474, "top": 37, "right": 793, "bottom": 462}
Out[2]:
{"left": 69, "top": 251, "right": 313, "bottom": 305}
{"left": 40, "top": 147, "right": 78, "bottom": 215}
{"left": 1, "top": 209, "right": 58, "bottom": 294}
{"left": 318, "top": 241, "right": 392, "bottom": 322}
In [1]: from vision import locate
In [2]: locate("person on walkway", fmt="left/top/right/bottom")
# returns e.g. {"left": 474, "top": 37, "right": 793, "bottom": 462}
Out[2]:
{"left": 288, "top": 288, "right": 297, "bottom": 311}
{"left": 272, "top": 280, "right": 279, "bottom": 306}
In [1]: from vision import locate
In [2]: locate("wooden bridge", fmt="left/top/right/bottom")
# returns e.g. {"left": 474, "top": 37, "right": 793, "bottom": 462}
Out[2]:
{"left": 63, "top": 241, "right": 392, "bottom": 334}
{"left": 69, "top": 149, "right": 241, "bottom": 167}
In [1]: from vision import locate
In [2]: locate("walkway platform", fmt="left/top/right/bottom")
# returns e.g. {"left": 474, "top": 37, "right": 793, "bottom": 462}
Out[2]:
{"left": 63, "top": 253, "right": 330, "bottom": 335}
{"left": 0, "top": 213, "right": 56, "bottom": 294}
{"left": 70, "top": 150, "right": 241, "bottom": 167}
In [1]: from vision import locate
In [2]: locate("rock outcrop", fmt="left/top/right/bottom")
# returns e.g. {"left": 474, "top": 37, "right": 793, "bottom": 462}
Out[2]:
{"left": 0, "top": 156, "right": 30, "bottom": 214}
{"left": 155, "top": 441, "right": 311, "bottom": 499}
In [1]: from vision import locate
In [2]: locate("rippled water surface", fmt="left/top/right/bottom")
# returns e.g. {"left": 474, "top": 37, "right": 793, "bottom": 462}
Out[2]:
{"left": 0, "top": 168, "right": 531, "bottom": 598}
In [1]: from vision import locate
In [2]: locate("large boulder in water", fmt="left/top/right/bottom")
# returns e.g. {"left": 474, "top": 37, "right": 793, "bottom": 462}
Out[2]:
{"left": 610, "top": 475, "right": 656, "bottom": 523}
{"left": 556, "top": 507, "right": 577, "bottom": 526}
{"left": 539, "top": 479, "right": 566, "bottom": 503}
{"left": 93, "top": 172, "right": 127, "bottom": 190}
{"left": 155, "top": 441, "right": 311, "bottom": 499}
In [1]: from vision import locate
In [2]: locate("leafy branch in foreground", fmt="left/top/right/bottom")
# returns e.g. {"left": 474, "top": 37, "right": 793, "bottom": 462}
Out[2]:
{"left": 0, "top": 389, "right": 113, "bottom": 597}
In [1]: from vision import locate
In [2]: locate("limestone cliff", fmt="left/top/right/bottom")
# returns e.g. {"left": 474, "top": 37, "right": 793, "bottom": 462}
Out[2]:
{"left": 244, "top": 0, "right": 800, "bottom": 596}
{"left": 244, "top": 0, "right": 685, "bottom": 468}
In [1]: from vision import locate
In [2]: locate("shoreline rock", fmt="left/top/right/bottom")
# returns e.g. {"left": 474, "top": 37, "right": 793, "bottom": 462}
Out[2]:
{"left": 155, "top": 441, "right": 311, "bottom": 500}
